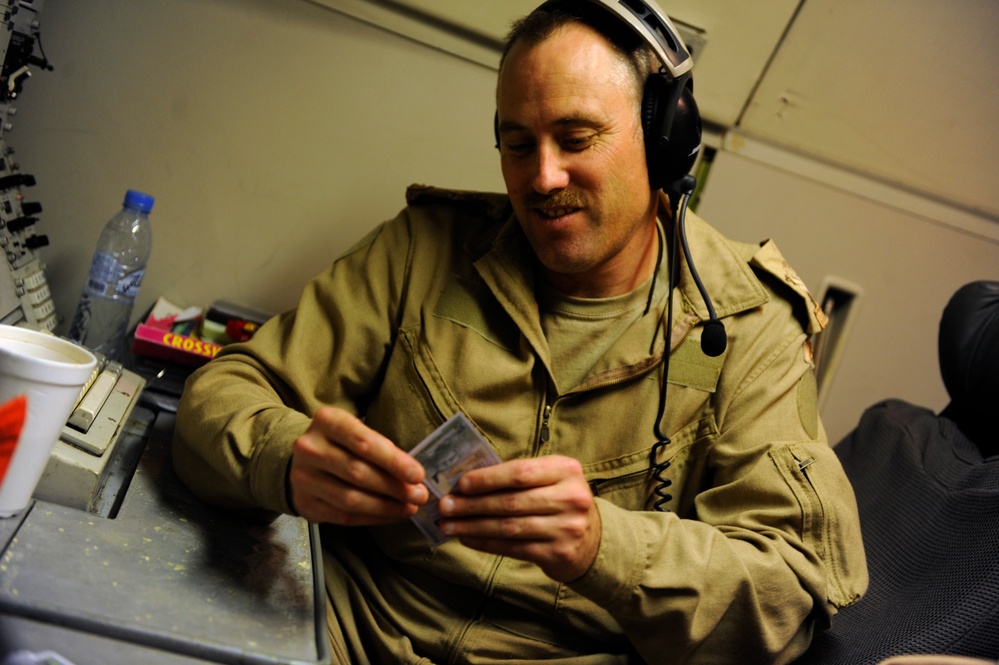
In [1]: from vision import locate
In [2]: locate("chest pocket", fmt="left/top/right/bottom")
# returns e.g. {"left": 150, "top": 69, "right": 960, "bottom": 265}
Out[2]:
{"left": 367, "top": 271, "right": 541, "bottom": 462}
{"left": 584, "top": 416, "right": 718, "bottom": 516}
{"left": 434, "top": 272, "right": 521, "bottom": 352}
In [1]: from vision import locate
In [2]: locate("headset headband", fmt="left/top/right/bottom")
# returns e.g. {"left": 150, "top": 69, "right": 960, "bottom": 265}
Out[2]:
{"left": 541, "top": 0, "right": 693, "bottom": 79}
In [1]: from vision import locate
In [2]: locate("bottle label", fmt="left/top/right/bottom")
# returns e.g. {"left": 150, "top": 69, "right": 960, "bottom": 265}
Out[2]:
{"left": 85, "top": 251, "right": 145, "bottom": 298}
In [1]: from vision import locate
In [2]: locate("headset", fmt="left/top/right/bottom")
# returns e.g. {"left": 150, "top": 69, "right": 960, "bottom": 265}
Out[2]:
{"left": 499, "top": 0, "right": 728, "bottom": 510}
{"left": 588, "top": 0, "right": 702, "bottom": 194}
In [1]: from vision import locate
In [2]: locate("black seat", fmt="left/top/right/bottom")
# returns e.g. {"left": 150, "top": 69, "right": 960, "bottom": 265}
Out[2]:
{"left": 794, "top": 281, "right": 999, "bottom": 664}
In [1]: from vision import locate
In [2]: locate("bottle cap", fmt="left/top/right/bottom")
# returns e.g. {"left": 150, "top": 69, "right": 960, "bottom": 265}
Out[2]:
{"left": 123, "top": 189, "right": 155, "bottom": 213}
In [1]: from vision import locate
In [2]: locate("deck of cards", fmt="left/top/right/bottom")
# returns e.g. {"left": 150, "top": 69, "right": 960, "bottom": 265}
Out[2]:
{"left": 409, "top": 412, "right": 500, "bottom": 545}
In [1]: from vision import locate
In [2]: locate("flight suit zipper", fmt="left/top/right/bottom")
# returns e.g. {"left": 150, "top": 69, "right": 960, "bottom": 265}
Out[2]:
{"left": 539, "top": 404, "right": 552, "bottom": 444}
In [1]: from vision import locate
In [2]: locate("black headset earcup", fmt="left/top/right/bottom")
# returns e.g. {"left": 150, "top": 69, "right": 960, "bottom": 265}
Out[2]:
{"left": 642, "top": 75, "right": 702, "bottom": 191}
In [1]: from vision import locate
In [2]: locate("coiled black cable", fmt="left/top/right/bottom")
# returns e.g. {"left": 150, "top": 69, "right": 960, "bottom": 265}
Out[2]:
{"left": 649, "top": 177, "right": 696, "bottom": 511}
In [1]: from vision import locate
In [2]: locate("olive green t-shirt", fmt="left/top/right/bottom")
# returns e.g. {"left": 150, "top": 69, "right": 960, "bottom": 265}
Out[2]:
{"left": 538, "top": 255, "right": 671, "bottom": 393}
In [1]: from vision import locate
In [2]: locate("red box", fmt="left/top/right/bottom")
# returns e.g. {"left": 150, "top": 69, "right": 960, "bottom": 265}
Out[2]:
{"left": 132, "top": 323, "right": 223, "bottom": 366}
{"left": 131, "top": 296, "right": 224, "bottom": 366}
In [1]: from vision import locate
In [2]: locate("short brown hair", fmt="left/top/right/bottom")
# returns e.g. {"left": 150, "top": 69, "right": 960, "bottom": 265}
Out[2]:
{"left": 499, "top": 2, "right": 658, "bottom": 98}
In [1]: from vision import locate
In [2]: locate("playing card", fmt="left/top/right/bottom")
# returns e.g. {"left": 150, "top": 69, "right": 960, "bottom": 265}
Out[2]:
{"left": 408, "top": 412, "right": 500, "bottom": 544}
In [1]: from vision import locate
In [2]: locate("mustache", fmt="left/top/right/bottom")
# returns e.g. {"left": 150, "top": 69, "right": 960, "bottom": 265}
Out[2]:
{"left": 523, "top": 190, "right": 586, "bottom": 209}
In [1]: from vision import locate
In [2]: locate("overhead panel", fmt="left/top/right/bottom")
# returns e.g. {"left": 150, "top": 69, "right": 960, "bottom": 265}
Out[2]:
{"left": 740, "top": 0, "right": 999, "bottom": 221}
{"left": 309, "top": 0, "right": 800, "bottom": 128}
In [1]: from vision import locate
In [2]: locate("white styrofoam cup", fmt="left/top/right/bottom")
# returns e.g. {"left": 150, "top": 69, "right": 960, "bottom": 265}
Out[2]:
{"left": 0, "top": 325, "right": 96, "bottom": 517}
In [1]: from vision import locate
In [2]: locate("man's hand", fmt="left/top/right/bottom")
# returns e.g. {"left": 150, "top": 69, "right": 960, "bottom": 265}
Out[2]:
{"left": 288, "top": 407, "right": 428, "bottom": 525}
{"left": 437, "top": 455, "right": 601, "bottom": 583}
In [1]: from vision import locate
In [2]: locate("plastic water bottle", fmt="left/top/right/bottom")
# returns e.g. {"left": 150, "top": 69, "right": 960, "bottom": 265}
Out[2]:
{"left": 68, "top": 189, "right": 154, "bottom": 360}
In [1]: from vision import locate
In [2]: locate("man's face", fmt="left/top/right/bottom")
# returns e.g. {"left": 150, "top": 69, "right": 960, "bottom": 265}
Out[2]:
{"left": 497, "top": 22, "right": 659, "bottom": 297}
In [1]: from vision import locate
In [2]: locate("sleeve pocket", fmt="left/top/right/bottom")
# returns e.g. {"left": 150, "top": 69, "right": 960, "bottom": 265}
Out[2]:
{"left": 771, "top": 443, "right": 868, "bottom": 608}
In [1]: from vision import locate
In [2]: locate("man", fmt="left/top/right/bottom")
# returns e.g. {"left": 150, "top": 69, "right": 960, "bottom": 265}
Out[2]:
{"left": 174, "top": 1, "right": 867, "bottom": 662}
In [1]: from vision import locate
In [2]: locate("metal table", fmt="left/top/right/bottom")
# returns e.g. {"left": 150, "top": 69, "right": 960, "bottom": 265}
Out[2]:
{"left": 0, "top": 413, "right": 328, "bottom": 665}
